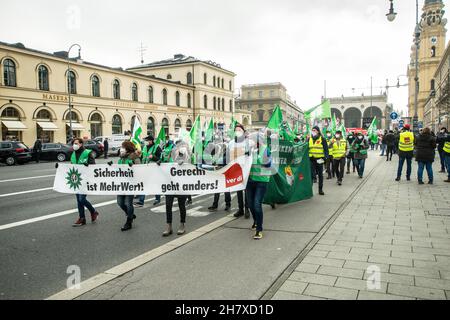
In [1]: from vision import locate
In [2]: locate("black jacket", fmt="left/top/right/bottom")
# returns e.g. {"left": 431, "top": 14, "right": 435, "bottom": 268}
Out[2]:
{"left": 414, "top": 133, "right": 436, "bottom": 163}
{"left": 384, "top": 133, "right": 396, "bottom": 147}
{"left": 103, "top": 139, "right": 109, "bottom": 150}
{"left": 436, "top": 132, "right": 447, "bottom": 152}
{"left": 33, "top": 140, "right": 42, "bottom": 152}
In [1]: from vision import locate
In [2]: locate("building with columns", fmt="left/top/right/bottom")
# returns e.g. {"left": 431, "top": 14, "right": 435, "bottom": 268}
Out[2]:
{"left": 0, "top": 41, "right": 250, "bottom": 146}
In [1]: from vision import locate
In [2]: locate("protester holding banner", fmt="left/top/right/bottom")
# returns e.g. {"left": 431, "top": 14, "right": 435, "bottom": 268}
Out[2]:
{"left": 329, "top": 130, "right": 347, "bottom": 186}
{"left": 113, "top": 141, "right": 141, "bottom": 231}
{"left": 351, "top": 132, "right": 369, "bottom": 179}
{"left": 63, "top": 138, "right": 99, "bottom": 227}
{"left": 308, "top": 126, "right": 329, "bottom": 195}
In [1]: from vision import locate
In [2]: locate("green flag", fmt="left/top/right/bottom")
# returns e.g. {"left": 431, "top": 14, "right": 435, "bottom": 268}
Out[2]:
{"left": 305, "top": 99, "right": 331, "bottom": 120}
{"left": 227, "top": 117, "right": 238, "bottom": 139}
{"left": 294, "top": 121, "right": 299, "bottom": 135}
{"left": 189, "top": 115, "right": 201, "bottom": 145}
{"left": 339, "top": 123, "right": 347, "bottom": 138}
{"left": 203, "top": 118, "right": 214, "bottom": 147}
{"left": 268, "top": 105, "right": 283, "bottom": 130}
{"left": 131, "top": 117, "right": 143, "bottom": 148}
{"left": 331, "top": 113, "right": 337, "bottom": 135}
{"left": 367, "top": 117, "right": 378, "bottom": 144}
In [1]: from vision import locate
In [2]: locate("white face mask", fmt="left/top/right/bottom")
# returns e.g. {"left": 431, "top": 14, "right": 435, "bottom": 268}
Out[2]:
{"left": 120, "top": 148, "right": 126, "bottom": 155}
{"left": 235, "top": 130, "right": 244, "bottom": 138}
{"left": 312, "top": 132, "right": 318, "bottom": 137}
{"left": 73, "top": 144, "right": 80, "bottom": 151}
{"left": 335, "top": 135, "right": 341, "bottom": 139}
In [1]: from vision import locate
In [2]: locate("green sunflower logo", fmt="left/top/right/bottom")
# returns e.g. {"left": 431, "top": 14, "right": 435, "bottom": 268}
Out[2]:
{"left": 66, "top": 167, "right": 83, "bottom": 191}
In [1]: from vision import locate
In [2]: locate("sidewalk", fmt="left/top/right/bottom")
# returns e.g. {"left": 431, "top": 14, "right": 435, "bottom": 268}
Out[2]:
{"left": 70, "top": 151, "right": 449, "bottom": 300}
{"left": 271, "top": 154, "right": 450, "bottom": 300}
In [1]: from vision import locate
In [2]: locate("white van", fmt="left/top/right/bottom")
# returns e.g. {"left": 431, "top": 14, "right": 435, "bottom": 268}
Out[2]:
{"left": 94, "top": 135, "right": 128, "bottom": 156}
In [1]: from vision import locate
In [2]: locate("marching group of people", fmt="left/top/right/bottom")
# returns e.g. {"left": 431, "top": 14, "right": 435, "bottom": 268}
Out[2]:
{"left": 60, "top": 121, "right": 450, "bottom": 241}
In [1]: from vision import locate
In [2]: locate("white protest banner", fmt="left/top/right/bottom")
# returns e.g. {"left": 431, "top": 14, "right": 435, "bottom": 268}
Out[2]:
{"left": 53, "top": 156, "right": 252, "bottom": 196}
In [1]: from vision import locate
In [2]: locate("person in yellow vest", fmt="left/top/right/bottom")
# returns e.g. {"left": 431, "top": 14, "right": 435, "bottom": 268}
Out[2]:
{"left": 60, "top": 138, "right": 99, "bottom": 227}
{"left": 329, "top": 130, "right": 347, "bottom": 186}
{"left": 395, "top": 124, "right": 415, "bottom": 182}
{"left": 308, "top": 126, "right": 329, "bottom": 195}
{"left": 441, "top": 128, "right": 450, "bottom": 182}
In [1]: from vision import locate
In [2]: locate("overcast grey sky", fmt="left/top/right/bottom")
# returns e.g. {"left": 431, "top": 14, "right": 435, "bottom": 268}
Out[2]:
{"left": 1, "top": 0, "right": 428, "bottom": 113}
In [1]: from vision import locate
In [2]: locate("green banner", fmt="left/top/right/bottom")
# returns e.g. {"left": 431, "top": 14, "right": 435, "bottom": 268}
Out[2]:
{"left": 263, "top": 140, "right": 313, "bottom": 205}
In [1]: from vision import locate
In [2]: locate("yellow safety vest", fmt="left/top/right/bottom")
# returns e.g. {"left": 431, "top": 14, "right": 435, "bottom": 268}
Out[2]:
{"left": 332, "top": 139, "right": 347, "bottom": 159}
{"left": 309, "top": 137, "right": 325, "bottom": 158}
{"left": 443, "top": 141, "right": 450, "bottom": 154}
{"left": 399, "top": 131, "right": 414, "bottom": 152}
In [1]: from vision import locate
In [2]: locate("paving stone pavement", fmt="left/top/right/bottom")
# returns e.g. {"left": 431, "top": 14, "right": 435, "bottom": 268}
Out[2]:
{"left": 272, "top": 155, "right": 450, "bottom": 300}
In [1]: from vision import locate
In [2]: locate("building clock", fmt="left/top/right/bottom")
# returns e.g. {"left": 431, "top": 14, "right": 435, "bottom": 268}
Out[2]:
{"left": 431, "top": 36, "right": 438, "bottom": 44}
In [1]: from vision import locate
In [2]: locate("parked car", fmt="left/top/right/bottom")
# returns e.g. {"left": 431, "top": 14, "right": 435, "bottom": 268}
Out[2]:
{"left": 94, "top": 134, "right": 127, "bottom": 156}
{"left": 0, "top": 141, "right": 32, "bottom": 166}
{"left": 68, "top": 139, "right": 104, "bottom": 159}
{"left": 31, "top": 143, "right": 72, "bottom": 162}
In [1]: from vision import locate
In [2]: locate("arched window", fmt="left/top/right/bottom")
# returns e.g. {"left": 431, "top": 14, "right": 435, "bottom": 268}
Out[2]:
{"left": 174, "top": 119, "right": 181, "bottom": 132}
{"left": 175, "top": 91, "right": 180, "bottom": 107}
{"left": 91, "top": 75, "right": 100, "bottom": 97}
{"left": 167, "top": 74, "right": 172, "bottom": 80}
{"left": 217, "top": 98, "right": 221, "bottom": 110}
{"left": 229, "top": 99, "right": 233, "bottom": 112}
{"left": 213, "top": 97, "right": 217, "bottom": 110}
{"left": 222, "top": 98, "right": 225, "bottom": 111}
{"left": 65, "top": 111, "right": 79, "bottom": 122}
{"left": 3, "top": 59, "right": 16, "bottom": 87}
{"left": 187, "top": 93, "right": 191, "bottom": 108}
{"left": 113, "top": 79, "right": 120, "bottom": 99}
{"left": 112, "top": 115, "right": 122, "bottom": 134}
{"left": 36, "top": 109, "right": 52, "bottom": 120}
{"left": 162, "top": 89, "right": 168, "bottom": 105}
{"left": 257, "top": 110, "right": 265, "bottom": 122}
{"left": 186, "top": 119, "right": 192, "bottom": 131}
{"left": 187, "top": 72, "right": 192, "bottom": 84}
{"left": 1, "top": 106, "right": 20, "bottom": 119}
{"left": 67, "top": 70, "right": 76, "bottom": 94}
{"left": 229, "top": 80, "right": 232, "bottom": 91}
{"left": 35, "top": 109, "right": 53, "bottom": 143}
{"left": 204, "top": 73, "right": 207, "bottom": 85}
{"left": 131, "top": 83, "right": 138, "bottom": 101}
{"left": 148, "top": 86, "right": 154, "bottom": 103}
{"left": 217, "top": 77, "right": 220, "bottom": 88}
{"left": 38, "top": 65, "right": 49, "bottom": 91}
{"left": 431, "top": 46, "right": 436, "bottom": 57}
{"left": 162, "top": 118, "right": 169, "bottom": 138}
{"left": 90, "top": 112, "right": 103, "bottom": 138}
{"left": 147, "top": 117, "right": 155, "bottom": 136}
{"left": 221, "top": 78, "right": 224, "bottom": 89}
{"left": 213, "top": 76, "right": 216, "bottom": 87}
{"left": 204, "top": 95, "right": 208, "bottom": 109}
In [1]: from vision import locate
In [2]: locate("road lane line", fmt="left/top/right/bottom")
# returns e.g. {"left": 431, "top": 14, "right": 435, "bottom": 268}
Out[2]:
{"left": 0, "top": 175, "right": 55, "bottom": 183}
{"left": 0, "top": 187, "right": 54, "bottom": 198}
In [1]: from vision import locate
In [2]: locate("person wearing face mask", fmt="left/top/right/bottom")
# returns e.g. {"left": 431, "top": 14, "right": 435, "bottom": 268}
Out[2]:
{"left": 329, "top": 130, "right": 347, "bottom": 185}
{"left": 62, "top": 138, "right": 99, "bottom": 227}
{"left": 351, "top": 132, "right": 369, "bottom": 178}
{"left": 436, "top": 127, "right": 448, "bottom": 173}
{"left": 325, "top": 131, "right": 335, "bottom": 180}
{"left": 346, "top": 131, "right": 357, "bottom": 174}
{"left": 308, "top": 126, "right": 329, "bottom": 195}
{"left": 395, "top": 124, "right": 414, "bottom": 182}
{"left": 107, "top": 141, "right": 141, "bottom": 231}
{"left": 441, "top": 128, "right": 450, "bottom": 182}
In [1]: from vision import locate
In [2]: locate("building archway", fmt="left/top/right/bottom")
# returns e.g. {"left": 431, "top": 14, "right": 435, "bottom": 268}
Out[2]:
{"left": 344, "top": 107, "right": 362, "bottom": 128}
{"left": 89, "top": 112, "right": 103, "bottom": 138}
{"left": 362, "top": 106, "right": 383, "bottom": 129}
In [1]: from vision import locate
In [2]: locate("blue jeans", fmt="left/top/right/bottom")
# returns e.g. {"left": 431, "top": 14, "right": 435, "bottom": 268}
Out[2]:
{"left": 397, "top": 157, "right": 412, "bottom": 179}
{"left": 417, "top": 161, "right": 433, "bottom": 182}
{"left": 246, "top": 179, "right": 268, "bottom": 232}
{"left": 445, "top": 154, "right": 450, "bottom": 179}
{"left": 76, "top": 194, "right": 96, "bottom": 219}
{"left": 438, "top": 150, "right": 446, "bottom": 171}
{"left": 117, "top": 195, "right": 134, "bottom": 219}
{"left": 137, "top": 194, "right": 161, "bottom": 205}
{"left": 380, "top": 144, "right": 387, "bottom": 156}
{"left": 354, "top": 158, "right": 366, "bottom": 177}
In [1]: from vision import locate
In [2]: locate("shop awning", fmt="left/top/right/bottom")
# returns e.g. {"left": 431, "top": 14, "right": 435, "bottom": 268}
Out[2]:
{"left": 1, "top": 120, "right": 27, "bottom": 130}
{"left": 66, "top": 122, "right": 85, "bottom": 130}
{"left": 37, "top": 121, "right": 58, "bottom": 131}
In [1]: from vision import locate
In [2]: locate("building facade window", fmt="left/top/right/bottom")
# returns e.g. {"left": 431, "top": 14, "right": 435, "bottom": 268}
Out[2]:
{"left": 186, "top": 119, "right": 192, "bottom": 131}
{"left": 112, "top": 115, "right": 122, "bottom": 134}
{"left": 229, "top": 80, "right": 232, "bottom": 91}
{"left": 148, "top": 86, "right": 154, "bottom": 103}
{"left": 3, "top": 59, "right": 16, "bottom": 87}
{"left": 174, "top": 119, "right": 181, "bottom": 133}
{"left": 204, "top": 95, "right": 208, "bottom": 109}
{"left": 113, "top": 79, "right": 120, "bottom": 99}
{"left": 187, "top": 72, "right": 192, "bottom": 84}
{"left": 175, "top": 91, "right": 180, "bottom": 106}
{"left": 167, "top": 74, "right": 172, "bottom": 80}
{"left": 431, "top": 79, "right": 435, "bottom": 91}
{"left": 162, "top": 118, "right": 169, "bottom": 138}
{"left": 38, "top": 65, "right": 49, "bottom": 91}
{"left": 222, "top": 98, "right": 225, "bottom": 111}
{"left": 229, "top": 100, "right": 233, "bottom": 112}
{"left": 221, "top": 78, "right": 224, "bottom": 89}
{"left": 36, "top": 109, "right": 54, "bottom": 143}
{"left": 147, "top": 117, "right": 155, "bottom": 136}
{"left": 213, "top": 76, "right": 216, "bottom": 87}
{"left": 1, "top": 106, "right": 22, "bottom": 142}
{"left": 1, "top": 106, "right": 20, "bottom": 118}
{"left": 217, "top": 77, "right": 220, "bottom": 88}
{"left": 247, "top": 92, "right": 251, "bottom": 99}
{"left": 204, "top": 73, "right": 207, "bottom": 85}
{"left": 91, "top": 75, "right": 100, "bottom": 97}
{"left": 187, "top": 93, "right": 191, "bottom": 108}
{"left": 213, "top": 97, "right": 216, "bottom": 110}
{"left": 257, "top": 109, "right": 265, "bottom": 122}
{"left": 258, "top": 91, "right": 263, "bottom": 98}
{"left": 431, "top": 46, "right": 436, "bottom": 57}
{"left": 162, "top": 89, "right": 168, "bottom": 105}
{"left": 89, "top": 112, "right": 103, "bottom": 138}
{"left": 218, "top": 97, "right": 221, "bottom": 110}
{"left": 131, "top": 83, "right": 138, "bottom": 101}
{"left": 67, "top": 70, "right": 76, "bottom": 94}
{"left": 270, "top": 90, "right": 274, "bottom": 98}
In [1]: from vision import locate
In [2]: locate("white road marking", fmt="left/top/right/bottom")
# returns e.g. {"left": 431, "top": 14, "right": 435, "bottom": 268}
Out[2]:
{"left": 0, "top": 175, "right": 55, "bottom": 183}
{"left": 0, "top": 187, "right": 54, "bottom": 198}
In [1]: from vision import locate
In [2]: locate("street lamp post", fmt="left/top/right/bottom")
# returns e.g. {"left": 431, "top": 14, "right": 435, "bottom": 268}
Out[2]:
{"left": 387, "top": 0, "right": 421, "bottom": 134}
{"left": 67, "top": 44, "right": 81, "bottom": 142}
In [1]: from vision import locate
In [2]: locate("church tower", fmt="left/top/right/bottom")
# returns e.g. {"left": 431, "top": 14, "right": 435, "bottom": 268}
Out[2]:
{"left": 407, "top": 0, "right": 447, "bottom": 122}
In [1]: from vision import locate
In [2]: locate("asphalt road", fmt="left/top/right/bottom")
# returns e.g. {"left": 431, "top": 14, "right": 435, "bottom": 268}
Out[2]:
{"left": 0, "top": 158, "right": 238, "bottom": 300}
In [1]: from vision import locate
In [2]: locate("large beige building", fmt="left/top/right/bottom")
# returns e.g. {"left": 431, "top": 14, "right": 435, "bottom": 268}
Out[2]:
{"left": 0, "top": 41, "right": 250, "bottom": 146}
{"left": 235, "top": 83, "right": 304, "bottom": 129}
{"left": 407, "top": 0, "right": 447, "bottom": 123}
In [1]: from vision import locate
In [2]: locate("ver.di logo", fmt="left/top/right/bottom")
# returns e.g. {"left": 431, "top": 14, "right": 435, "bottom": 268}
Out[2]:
{"left": 66, "top": 167, "right": 83, "bottom": 191}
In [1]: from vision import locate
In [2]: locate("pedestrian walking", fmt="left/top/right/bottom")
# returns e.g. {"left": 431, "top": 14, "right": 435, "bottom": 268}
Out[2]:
{"left": 436, "top": 127, "right": 448, "bottom": 173}
{"left": 351, "top": 132, "right": 369, "bottom": 178}
{"left": 308, "top": 126, "right": 329, "bottom": 195}
{"left": 442, "top": 130, "right": 450, "bottom": 182}
{"left": 59, "top": 138, "right": 99, "bottom": 227}
{"left": 325, "top": 132, "right": 335, "bottom": 180}
{"left": 111, "top": 141, "right": 141, "bottom": 231}
{"left": 395, "top": 124, "right": 415, "bottom": 182}
{"left": 414, "top": 127, "right": 436, "bottom": 185}
{"left": 380, "top": 130, "right": 387, "bottom": 156}
{"left": 384, "top": 130, "right": 396, "bottom": 161}
{"left": 103, "top": 137, "right": 109, "bottom": 159}
{"left": 33, "top": 138, "right": 42, "bottom": 163}
{"left": 346, "top": 131, "right": 357, "bottom": 174}
{"left": 329, "top": 130, "right": 347, "bottom": 185}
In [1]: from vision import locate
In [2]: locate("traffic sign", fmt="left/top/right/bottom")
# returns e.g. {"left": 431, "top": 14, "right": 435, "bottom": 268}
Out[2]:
{"left": 390, "top": 112, "right": 399, "bottom": 120}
